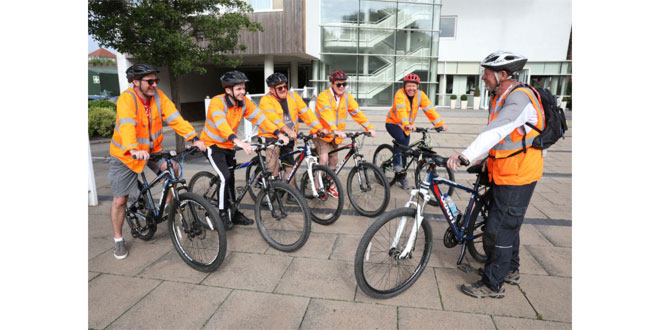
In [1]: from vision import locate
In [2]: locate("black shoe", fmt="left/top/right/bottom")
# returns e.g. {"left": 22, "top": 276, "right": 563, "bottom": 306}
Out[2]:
{"left": 461, "top": 280, "right": 505, "bottom": 299}
{"left": 219, "top": 211, "right": 233, "bottom": 231}
{"left": 232, "top": 211, "right": 254, "bottom": 226}
{"left": 285, "top": 193, "right": 298, "bottom": 205}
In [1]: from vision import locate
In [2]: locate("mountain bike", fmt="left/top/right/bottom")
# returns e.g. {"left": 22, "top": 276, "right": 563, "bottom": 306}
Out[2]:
{"left": 245, "top": 132, "right": 344, "bottom": 225}
{"left": 309, "top": 131, "right": 390, "bottom": 217}
{"left": 354, "top": 143, "right": 491, "bottom": 299}
{"left": 188, "top": 140, "right": 311, "bottom": 252}
{"left": 125, "top": 147, "right": 226, "bottom": 273}
{"left": 372, "top": 127, "right": 455, "bottom": 200}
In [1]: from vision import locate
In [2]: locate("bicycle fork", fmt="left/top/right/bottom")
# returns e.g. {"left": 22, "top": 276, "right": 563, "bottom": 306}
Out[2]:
{"left": 387, "top": 188, "right": 430, "bottom": 260}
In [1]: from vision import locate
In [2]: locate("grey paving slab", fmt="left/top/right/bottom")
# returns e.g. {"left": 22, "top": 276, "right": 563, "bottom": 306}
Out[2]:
{"left": 535, "top": 202, "right": 572, "bottom": 220}
{"left": 300, "top": 299, "right": 397, "bottom": 330}
{"left": 355, "top": 269, "right": 443, "bottom": 309}
{"left": 519, "top": 275, "right": 572, "bottom": 323}
{"left": 534, "top": 225, "right": 572, "bottom": 247}
{"left": 329, "top": 234, "right": 362, "bottom": 262}
{"left": 275, "top": 258, "right": 356, "bottom": 301}
{"left": 398, "top": 307, "right": 496, "bottom": 330}
{"left": 265, "top": 231, "right": 337, "bottom": 259}
{"left": 202, "top": 251, "right": 292, "bottom": 292}
{"left": 518, "top": 245, "right": 549, "bottom": 276}
{"left": 526, "top": 245, "right": 572, "bottom": 277}
{"left": 434, "top": 268, "right": 537, "bottom": 319}
{"left": 107, "top": 281, "right": 231, "bottom": 330}
{"left": 89, "top": 237, "right": 112, "bottom": 260}
{"left": 520, "top": 224, "right": 554, "bottom": 246}
{"left": 138, "top": 249, "right": 211, "bottom": 284}
{"left": 89, "top": 272, "right": 100, "bottom": 281}
{"left": 493, "top": 315, "right": 572, "bottom": 330}
{"left": 88, "top": 239, "right": 172, "bottom": 276}
{"left": 310, "top": 214, "right": 374, "bottom": 235}
{"left": 225, "top": 227, "right": 272, "bottom": 254}
{"left": 88, "top": 274, "right": 161, "bottom": 329}
{"left": 203, "top": 290, "right": 309, "bottom": 330}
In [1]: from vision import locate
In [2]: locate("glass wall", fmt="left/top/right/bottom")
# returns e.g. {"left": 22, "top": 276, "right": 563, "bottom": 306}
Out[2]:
{"left": 313, "top": 0, "right": 442, "bottom": 107}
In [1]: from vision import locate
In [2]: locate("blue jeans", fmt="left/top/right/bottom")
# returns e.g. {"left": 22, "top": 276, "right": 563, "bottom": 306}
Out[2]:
{"left": 385, "top": 123, "right": 410, "bottom": 169}
{"left": 481, "top": 181, "right": 537, "bottom": 291}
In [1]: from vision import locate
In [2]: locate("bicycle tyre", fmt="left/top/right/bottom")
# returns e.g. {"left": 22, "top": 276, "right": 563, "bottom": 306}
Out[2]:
{"left": 346, "top": 162, "right": 390, "bottom": 217}
{"left": 466, "top": 190, "right": 491, "bottom": 263}
{"left": 168, "top": 192, "right": 227, "bottom": 272}
{"left": 188, "top": 171, "right": 219, "bottom": 207}
{"left": 125, "top": 195, "right": 156, "bottom": 241}
{"left": 372, "top": 144, "right": 397, "bottom": 186}
{"left": 414, "top": 161, "right": 455, "bottom": 206}
{"left": 254, "top": 181, "right": 311, "bottom": 252}
{"left": 354, "top": 208, "right": 432, "bottom": 299}
{"left": 299, "top": 164, "right": 344, "bottom": 225}
{"left": 244, "top": 156, "right": 262, "bottom": 203}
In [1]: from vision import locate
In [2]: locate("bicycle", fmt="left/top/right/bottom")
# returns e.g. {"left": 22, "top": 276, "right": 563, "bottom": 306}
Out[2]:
{"left": 245, "top": 132, "right": 345, "bottom": 225}
{"left": 354, "top": 143, "right": 491, "bottom": 299}
{"left": 188, "top": 139, "right": 312, "bottom": 252}
{"left": 305, "top": 131, "right": 390, "bottom": 217}
{"left": 125, "top": 147, "right": 227, "bottom": 273}
{"left": 372, "top": 127, "right": 455, "bottom": 200}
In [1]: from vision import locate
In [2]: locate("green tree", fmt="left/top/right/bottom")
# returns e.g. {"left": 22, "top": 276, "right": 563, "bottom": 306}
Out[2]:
{"left": 88, "top": 0, "right": 263, "bottom": 151}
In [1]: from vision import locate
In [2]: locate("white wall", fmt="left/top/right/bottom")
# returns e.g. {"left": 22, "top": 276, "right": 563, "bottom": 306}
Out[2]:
{"left": 305, "top": 0, "right": 321, "bottom": 59}
{"left": 439, "top": 0, "right": 572, "bottom": 61}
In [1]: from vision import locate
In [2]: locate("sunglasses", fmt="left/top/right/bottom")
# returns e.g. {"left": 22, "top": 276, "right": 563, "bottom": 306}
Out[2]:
{"left": 275, "top": 85, "right": 288, "bottom": 92}
{"left": 334, "top": 82, "right": 347, "bottom": 87}
{"left": 141, "top": 78, "right": 160, "bottom": 86}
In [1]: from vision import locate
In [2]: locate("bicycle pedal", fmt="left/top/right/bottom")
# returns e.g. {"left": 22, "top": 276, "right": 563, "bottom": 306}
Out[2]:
{"left": 457, "top": 263, "right": 475, "bottom": 274}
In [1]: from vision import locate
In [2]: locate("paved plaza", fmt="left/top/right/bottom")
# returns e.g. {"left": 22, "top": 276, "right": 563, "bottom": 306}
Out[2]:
{"left": 88, "top": 108, "right": 572, "bottom": 329}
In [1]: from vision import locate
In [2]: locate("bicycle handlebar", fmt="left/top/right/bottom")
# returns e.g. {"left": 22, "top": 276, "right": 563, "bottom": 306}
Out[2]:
{"left": 415, "top": 127, "right": 444, "bottom": 133}
{"left": 131, "top": 146, "right": 200, "bottom": 161}
{"left": 345, "top": 131, "right": 370, "bottom": 139}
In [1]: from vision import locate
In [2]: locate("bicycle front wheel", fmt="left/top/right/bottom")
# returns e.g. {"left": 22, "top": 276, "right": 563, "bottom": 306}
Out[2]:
{"left": 299, "top": 164, "right": 344, "bottom": 225}
{"left": 168, "top": 192, "right": 227, "bottom": 272}
{"left": 255, "top": 181, "right": 311, "bottom": 252}
{"left": 188, "top": 171, "right": 219, "bottom": 207}
{"left": 414, "top": 161, "right": 455, "bottom": 206}
{"left": 354, "top": 208, "right": 432, "bottom": 299}
{"left": 347, "top": 162, "right": 390, "bottom": 217}
{"left": 372, "top": 144, "right": 397, "bottom": 186}
{"left": 466, "top": 189, "right": 491, "bottom": 263}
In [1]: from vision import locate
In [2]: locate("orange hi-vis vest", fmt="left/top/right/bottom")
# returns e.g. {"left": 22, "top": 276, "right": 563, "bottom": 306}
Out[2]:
{"left": 386, "top": 88, "right": 444, "bottom": 135}
{"left": 110, "top": 88, "right": 198, "bottom": 173}
{"left": 258, "top": 91, "right": 323, "bottom": 139}
{"left": 486, "top": 85, "right": 545, "bottom": 186}
{"left": 314, "top": 89, "right": 373, "bottom": 144}
{"left": 201, "top": 94, "right": 279, "bottom": 150}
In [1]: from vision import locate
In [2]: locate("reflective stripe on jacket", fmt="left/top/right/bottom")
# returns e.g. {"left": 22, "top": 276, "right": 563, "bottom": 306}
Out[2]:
{"left": 201, "top": 94, "right": 279, "bottom": 149}
{"left": 486, "top": 86, "right": 545, "bottom": 185}
{"left": 386, "top": 89, "right": 444, "bottom": 135}
{"left": 258, "top": 91, "right": 322, "bottom": 139}
{"left": 314, "top": 89, "right": 373, "bottom": 144}
{"left": 109, "top": 88, "right": 198, "bottom": 173}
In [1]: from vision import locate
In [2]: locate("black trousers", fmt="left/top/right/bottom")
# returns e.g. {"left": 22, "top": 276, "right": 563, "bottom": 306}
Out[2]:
{"left": 206, "top": 145, "right": 236, "bottom": 211}
{"left": 481, "top": 181, "right": 537, "bottom": 291}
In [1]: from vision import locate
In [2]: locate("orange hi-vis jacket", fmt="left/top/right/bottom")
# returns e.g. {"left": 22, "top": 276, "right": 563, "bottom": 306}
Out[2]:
{"left": 486, "top": 86, "right": 545, "bottom": 186}
{"left": 110, "top": 88, "right": 198, "bottom": 173}
{"left": 201, "top": 94, "right": 280, "bottom": 150}
{"left": 314, "top": 88, "right": 373, "bottom": 144}
{"left": 258, "top": 90, "right": 323, "bottom": 139}
{"left": 386, "top": 88, "right": 444, "bottom": 135}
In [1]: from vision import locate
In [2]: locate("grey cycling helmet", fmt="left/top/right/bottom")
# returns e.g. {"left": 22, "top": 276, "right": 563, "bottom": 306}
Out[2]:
{"left": 480, "top": 51, "right": 527, "bottom": 75}
{"left": 126, "top": 63, "right": 159, "bottom": 82}
{"left": 221, "top": 71, "right": 249, "bottom": 88}
{"left": 266, "top": 73, "right": 288, "bottom": 87}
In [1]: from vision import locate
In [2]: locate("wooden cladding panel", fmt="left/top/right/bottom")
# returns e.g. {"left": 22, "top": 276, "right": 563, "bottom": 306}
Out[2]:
{"left": 237, "top": 0, "right": 305, "bottom": 55}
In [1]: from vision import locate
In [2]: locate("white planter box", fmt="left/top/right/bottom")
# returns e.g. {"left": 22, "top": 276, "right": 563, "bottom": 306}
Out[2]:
{"left": 450, "top": 100, "right": 456, "bottom": 109}
{"left": 460, "top": 100, "right": 468, "bottom": 109}
{"left": 561, "top": 101, "right": 567, "bottom": 109}
{"left": 473, "top": 96, "right": 481, "bottom": 110}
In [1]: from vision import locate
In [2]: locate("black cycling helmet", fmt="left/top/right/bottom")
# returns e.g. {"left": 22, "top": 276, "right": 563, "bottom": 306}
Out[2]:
{"left": 126, "top": 63, "right": 159, "bottom": 82}
{"left": 221, "top": 70, "right": 249, "bottom": 88}
{"left": 266, "top": 73, "right": 288, "bottom": 87}
{"left": 480, "top": 51, "right": 527, "bottom": 75}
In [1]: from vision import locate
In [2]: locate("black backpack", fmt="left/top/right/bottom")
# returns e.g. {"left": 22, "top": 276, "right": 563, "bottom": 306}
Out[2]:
{"left": 512, "top": 83, "right": 568, "bottom": 150}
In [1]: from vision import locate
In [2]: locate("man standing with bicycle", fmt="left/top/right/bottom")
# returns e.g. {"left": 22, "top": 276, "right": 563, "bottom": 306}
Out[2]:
{"left": 386, "top": 73, "right": 447, "bottom": 190}
{"left": 447, "top": 51, "right": 545, "bottom": 299}
{"left": 259, "top": 73, "right": 329, "bottom": 203}
{"left": 108, "top": 63, "right": 207, "bottom": 260}
{"left": 314, "top": 70, "right": 376, "bottom": 198}
{"left": 201, "top": 71, "right": 289, "bottom": 230}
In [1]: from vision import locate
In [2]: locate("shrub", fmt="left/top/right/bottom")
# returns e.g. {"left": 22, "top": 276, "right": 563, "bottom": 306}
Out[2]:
{"left": 460, "top": 94, "right": 468, "bottom": 101}
{"left": 474, "top": 87, "right": 481, "bottom": 97}
{"left": 88, "top": 106, "right": 117, "bottom": 138}
{"left": 450, "top": 94, "right": 457, "bottom": 100}
{"left": 88, "top": 99, "right": 117, "bottom": 110}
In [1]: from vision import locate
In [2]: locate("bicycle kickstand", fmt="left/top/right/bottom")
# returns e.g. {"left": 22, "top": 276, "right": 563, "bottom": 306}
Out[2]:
{"left": 456, "top": 243, "right": 475, "bottom": 273}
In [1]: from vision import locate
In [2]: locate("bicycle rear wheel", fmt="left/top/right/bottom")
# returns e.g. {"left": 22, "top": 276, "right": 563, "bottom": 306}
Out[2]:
{"left": 255, "top": 181, "right": 311, "bottom": 252}
{"left": 372, "top": 144, "right": 397, "bottom": 186}
{"left": 188, "top": 171, "right": 219, "bottom": 207}
{"left": 466, "top": 190, "right": 491, "bottom": 263}
{"left": 414, "top": 161, "right": 455, "bottom": 205}
{"left": 125, "top": 193, "right": 156, "bottom": 241}
{"left": 168, "top": 192, "right": 227, "bottom": 272}
{"left": 299, "top": 164, "right": 344, "bottom": 225}
{"left": 346, "top": 162, "right": 390, "bottom": 217}
{"left": 354, "top": 208, "right": 432, "bottom": 299}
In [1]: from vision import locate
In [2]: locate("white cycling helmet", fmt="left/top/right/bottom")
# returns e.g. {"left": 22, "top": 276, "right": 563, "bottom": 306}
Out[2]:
{"left": 480, "top": 51, "right": 527, "bottom": 75}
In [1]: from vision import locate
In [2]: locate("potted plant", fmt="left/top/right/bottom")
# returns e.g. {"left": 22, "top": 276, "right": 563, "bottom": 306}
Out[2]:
{"left": 561, "top": 96, "right": 569, "bottom": 110}
{"left": 460, "top": 94, "right": 468, "bottom": 109}
{"left": 450, "top": 94, "right": 457, "bottom": 109}
{"left": 473, "top": 87, "right": 481, "bottom": 110}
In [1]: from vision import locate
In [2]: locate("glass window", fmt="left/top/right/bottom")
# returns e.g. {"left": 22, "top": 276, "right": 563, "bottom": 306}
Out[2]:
{"left": 357, "top": 84, "right": 393, "bottom": 107}
{"left": 358, "top": 55, "right": 394, "bottom": 80}
{"left": 397, "top": 3, "right": 434, "bottom": 31}
{"left": 321, "top": 54, "right": 358, "bottom": 77}
{"left": 248, "top": 0, "right": 282, "bottom": 11}
{"left": 321, "top": 0, "right": 359, "bottom": 25}
{"left": 395, "top": 30, "right": 433, "bottom": 56}
{"left": 321, "top": 27, "right": 358, "bottom": 54}
{"left": 360, "top": 28, "right": 395, "bottom": 55}
{"left": 440, "top": 17, "right": 456, "bottom": 38}
{"left": 359, "top": 0, "right": 397, "bottom": 26}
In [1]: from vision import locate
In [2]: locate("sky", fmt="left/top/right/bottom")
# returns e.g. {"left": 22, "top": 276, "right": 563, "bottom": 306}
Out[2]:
{"left": 88, "top": 34, "right": 116, "bottom": 54}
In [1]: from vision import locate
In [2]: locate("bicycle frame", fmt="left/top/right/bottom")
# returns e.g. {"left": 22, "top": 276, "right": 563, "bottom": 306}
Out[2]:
{"left": 129, "top": 158, "right": 187, "bottom": 222}
{"left": 393, "top": 130, "right": 432, "bottom": 173}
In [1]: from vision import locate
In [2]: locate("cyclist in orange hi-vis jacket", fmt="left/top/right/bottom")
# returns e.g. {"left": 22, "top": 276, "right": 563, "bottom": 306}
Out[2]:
{"left": 386, "top": 73, "right": 447, "bottom": 190}
{"left": 108, "top": 63, "right": 207, "bottom": 260}
{"left": 314, "top": 70, "right": 376, "bottom": 198}
{"left": 259, "top": 73, "right": 330, "bottom": 202}
{"left": 200, "top": 70, "right": 290, "bottom": 231}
